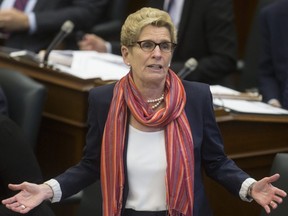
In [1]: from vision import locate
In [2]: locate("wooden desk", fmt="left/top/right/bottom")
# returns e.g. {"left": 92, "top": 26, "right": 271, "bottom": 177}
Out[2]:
{"left": 0, "top": 53, "right": 108, "bottom": 179}
{"left": 1, "top": 55, "right": 287, "bottom": 216}
{"left": 208, "top": 110, "right": 288, "bottom": 216}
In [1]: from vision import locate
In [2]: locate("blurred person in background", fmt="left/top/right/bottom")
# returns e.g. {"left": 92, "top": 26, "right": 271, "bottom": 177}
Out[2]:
{"left": 79, "top": 0, "right": 238, "bottom": 86}
{"left": 258, "top": 0, "right": 288, "bottom": 109}
{"left": 0, "top": 0, "right": 109, "bottom": 52}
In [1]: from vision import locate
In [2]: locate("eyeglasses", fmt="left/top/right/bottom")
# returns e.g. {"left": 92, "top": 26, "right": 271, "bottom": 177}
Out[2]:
{"left": 134, "top": 40, "right": 177, "bottom": 53}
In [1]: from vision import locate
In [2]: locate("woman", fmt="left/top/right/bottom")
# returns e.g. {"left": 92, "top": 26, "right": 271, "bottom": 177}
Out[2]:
{"left": 2, "top": 7, "right": 286, "bottom": 216}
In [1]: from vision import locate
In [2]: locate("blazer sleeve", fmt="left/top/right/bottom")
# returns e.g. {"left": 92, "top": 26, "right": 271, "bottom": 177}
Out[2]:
{"left": 54, "top": 83, "right": 114, "bottom": 200}
{"left": 184, "top": 81, "right": 250, "bottom": 197}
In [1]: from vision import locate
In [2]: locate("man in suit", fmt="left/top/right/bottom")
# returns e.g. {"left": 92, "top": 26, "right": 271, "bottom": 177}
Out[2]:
{"left": 79, "top": 0, "right": 237, "bottom": 85}
{"left": 258, "top": 0, "right": 288, "bottom": 109}
{"left": 0, "top": 0, "right": 109, "bottom": 52}
{"left": 0, "top": 114, "right": 55, "bottom": 216}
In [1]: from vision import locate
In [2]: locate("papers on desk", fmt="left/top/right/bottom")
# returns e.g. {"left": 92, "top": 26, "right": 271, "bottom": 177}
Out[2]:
{"left": 211, "top": 85, "right": 288, "bottom": 115}
{"left": 42, "top": 50, "right": 130, "bottom": 80}
{"left": 213, "top": 98, "right": 288, "bottom": 115}
{"left": 210, "top": 85, "right": 262, "bottom": 101}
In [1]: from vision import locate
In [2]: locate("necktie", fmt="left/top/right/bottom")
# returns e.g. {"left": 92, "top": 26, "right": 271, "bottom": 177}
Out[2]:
{"left": 13, "top": 0, "right": 28, "bottom": 11}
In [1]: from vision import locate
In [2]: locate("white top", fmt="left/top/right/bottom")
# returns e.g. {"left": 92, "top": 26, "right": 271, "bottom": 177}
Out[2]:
{"left": 125, "top": 125, "right": 167, "bottom": 211}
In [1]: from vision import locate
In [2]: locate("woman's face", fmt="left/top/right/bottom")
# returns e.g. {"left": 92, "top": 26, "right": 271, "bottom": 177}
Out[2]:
{"left": 122, "top": 25, "right": 173, "bottom": 89}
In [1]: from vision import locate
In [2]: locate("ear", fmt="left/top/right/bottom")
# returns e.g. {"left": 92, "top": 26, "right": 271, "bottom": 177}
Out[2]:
{"left": 121, "top": 45, "right": 130, "bottom": 66}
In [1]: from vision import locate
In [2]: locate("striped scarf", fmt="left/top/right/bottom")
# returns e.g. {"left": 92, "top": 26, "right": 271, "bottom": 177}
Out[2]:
{"left": 101, "top": 69, "right": 194, "bottom": 215}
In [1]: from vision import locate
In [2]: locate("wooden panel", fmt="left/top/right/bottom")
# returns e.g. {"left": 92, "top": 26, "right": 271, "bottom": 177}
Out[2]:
{"left": 207, "top": 112, "right": 288, "bottom": 216}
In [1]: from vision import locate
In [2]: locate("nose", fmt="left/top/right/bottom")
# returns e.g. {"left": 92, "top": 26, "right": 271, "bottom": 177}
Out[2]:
{"left": 152, "top": 45, "right": 162, "bottom": 57}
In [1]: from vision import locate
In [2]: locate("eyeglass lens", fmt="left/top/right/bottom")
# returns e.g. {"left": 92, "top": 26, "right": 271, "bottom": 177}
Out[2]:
{"left": 137, "top": 40, "right": 176, "bottom": 52}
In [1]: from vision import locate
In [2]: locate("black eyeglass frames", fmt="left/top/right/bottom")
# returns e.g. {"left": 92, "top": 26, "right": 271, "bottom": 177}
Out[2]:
{"left": 134, "top": 40, "right": 177, "bottom": 53}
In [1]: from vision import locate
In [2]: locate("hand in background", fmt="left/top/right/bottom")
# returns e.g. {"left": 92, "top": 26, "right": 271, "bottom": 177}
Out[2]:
{"left": 251, "top": 174, "right": 287, "bottom": 214}
{"left": 2, "top": 182, "right": 53, "bottom": 214}
{"left": 0, "top": 8, "right": 29, "bottom": 32}
{"left": 268, "top": 99, "right": 282, "bottom": 108}
{"left": 78, "top": 33, "right": 108, "bottom": 53}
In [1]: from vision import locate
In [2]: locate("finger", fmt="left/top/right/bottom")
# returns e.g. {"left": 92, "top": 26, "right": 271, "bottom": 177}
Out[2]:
{"left": 10, "top": 204, "right": 28, "bottom": 213}
{"left": 269, "top": 201, "right": 278, "bottom": 209}
{"left": 7, "top": 201, "right": 22, "bottom": 208}
{"left": 7, "top": 183, "right": 22, "bottom": 190}
{"left": 275, "top": 188, "right": 287, "bottom": 198}
{"left": 2, "top": 196, "right": 17, "bottom": 205}
{"left": 19, "top": 207, "right": 31, "bottom": 214}
{"left": 267, "top": 173, "right": 280, "bottom": 184}
{"left": 263, "top": 204, "right": 271, "bottom": 214}
{"left": 18, "top": 205, "right": 31, "bottom": 214}
{"left": 272, "top": 196, "right": 283, "bottom": 205}
{"left": 8, "top": 182, "right": 27, "bottom": 191}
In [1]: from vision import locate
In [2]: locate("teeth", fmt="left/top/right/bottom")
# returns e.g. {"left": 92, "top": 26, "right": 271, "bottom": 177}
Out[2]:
{"left": 149, "top": 65, "right": 162, "bottom": 69}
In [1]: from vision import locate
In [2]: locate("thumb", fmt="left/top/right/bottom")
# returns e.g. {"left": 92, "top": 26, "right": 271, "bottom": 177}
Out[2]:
{"left": 8, "top": 182, "right": 26, "bottom": 191}
{"left": 267, "top": 173, "right": 280, "bottom": 184}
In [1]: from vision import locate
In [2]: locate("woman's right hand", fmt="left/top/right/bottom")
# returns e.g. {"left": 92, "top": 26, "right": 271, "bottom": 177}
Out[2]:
{"left": 1, "top": 182, "right": 53, "bottom": 214}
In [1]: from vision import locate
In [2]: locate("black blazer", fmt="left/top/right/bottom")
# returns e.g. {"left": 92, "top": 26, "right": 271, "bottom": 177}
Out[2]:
{"left": 55, "top": 80, "right": 249, "bottom": 215}
{"left": 0, "top": 0, "right": 109, "bottom": 52}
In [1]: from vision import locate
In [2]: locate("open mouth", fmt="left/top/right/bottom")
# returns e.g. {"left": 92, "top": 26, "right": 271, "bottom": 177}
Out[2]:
{"left": 148, "top": 64, "right": 163, "bottom": 70}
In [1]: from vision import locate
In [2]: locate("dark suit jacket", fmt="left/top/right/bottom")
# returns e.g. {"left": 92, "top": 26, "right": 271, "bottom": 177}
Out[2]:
{"left": 258, "top": 0, "right": 288, "bottom": 109}
{"left": 0, "top": 114, "right": 55, "bottom": 216}
{"left": 55, "top": 80, "right": 249, "bottom": 215}
{"left": 0, "top": 0, "right": 109, "bottom": 52}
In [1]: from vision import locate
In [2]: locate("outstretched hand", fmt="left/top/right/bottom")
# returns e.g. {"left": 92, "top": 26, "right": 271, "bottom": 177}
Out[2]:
{"left": 1, "top": 182, "right": 53, "bottom": 214}
{"left": 251, "top": 174, "right": 287, "bottom": 214}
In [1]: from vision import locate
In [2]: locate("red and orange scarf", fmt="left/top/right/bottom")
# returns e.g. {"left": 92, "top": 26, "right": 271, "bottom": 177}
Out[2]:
{"left": 101, "top": 70, "right": 195, "bottom": 215}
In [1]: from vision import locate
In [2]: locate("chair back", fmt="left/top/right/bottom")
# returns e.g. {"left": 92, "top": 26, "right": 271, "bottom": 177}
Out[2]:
{"left": 260, "top": 153, "right": 288, "bottom": 216}
{"left": 0, "top": 68, "right": 46, "bottom": 148}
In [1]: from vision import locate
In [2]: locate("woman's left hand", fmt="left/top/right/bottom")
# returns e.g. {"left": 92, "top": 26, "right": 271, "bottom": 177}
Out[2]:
{"left": 251, "top": 173, "right": 287, "bottom": 214}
